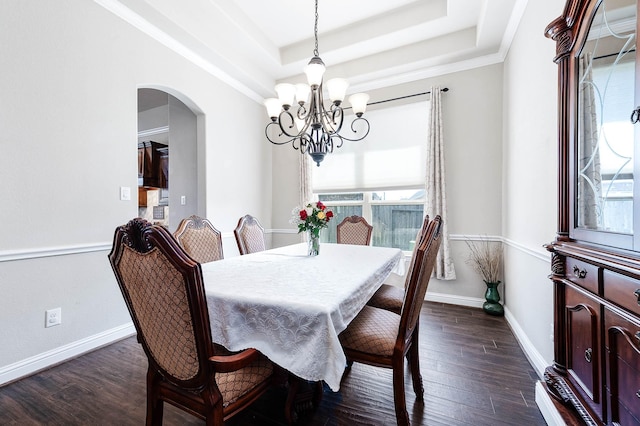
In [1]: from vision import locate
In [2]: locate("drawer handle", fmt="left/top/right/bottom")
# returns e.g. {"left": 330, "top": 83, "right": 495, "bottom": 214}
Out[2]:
{"left": 635, "top": 289, "right": 640, "bottom": 305}
{"left": 584, "top": 348, "right": 593, "bottom": 363}
{"left": 573, "top": 265, "right": 587, "bottom": 279}
{"left": 637, "top": 390, "right": 640, "bottom": 399}
{"left": 636, "top": 331, "right": 640, "bottom": 342}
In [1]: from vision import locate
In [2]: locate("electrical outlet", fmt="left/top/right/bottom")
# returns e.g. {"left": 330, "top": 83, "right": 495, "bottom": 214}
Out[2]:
{"left": 45, "top": 308, "right": 62, "bottom": 328}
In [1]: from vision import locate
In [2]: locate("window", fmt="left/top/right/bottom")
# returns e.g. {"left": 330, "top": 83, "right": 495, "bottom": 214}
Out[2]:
{"left": 312, "top": 102, "right": 428, "bottom": 250}
{"left": 318, "top": 190, "right": 424, "bottom": 251}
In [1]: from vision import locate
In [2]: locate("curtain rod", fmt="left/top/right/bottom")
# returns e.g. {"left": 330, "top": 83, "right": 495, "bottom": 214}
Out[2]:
{"left": 342, "top": 87, "right": 449, "bottom": 110}
{"left": 368, "top": 87, "right": 449, "bottom": 107}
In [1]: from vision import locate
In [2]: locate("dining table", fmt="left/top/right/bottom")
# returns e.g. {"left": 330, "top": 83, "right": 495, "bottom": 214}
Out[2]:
{"left": 199, "top": 242, "right": 404, "bottom": 392}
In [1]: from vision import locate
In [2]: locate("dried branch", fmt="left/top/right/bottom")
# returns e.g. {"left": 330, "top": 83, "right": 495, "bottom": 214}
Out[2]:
{"left": 465, "top": 238, "right": 503, "bottom": 284}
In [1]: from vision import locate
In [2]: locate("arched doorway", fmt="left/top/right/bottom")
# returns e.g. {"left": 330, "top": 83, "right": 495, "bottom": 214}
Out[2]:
{"left": 137, "top": 88, "right": 200, "bottom": 231}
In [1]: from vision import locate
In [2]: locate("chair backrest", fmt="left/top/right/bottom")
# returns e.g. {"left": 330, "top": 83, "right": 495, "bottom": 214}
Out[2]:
{"left": 402, "top": 215, "right": 430, "bottom": 288}
{"left": 336, "top": 215, "right": 373, "bottom": 245}
{"left": 399, "top": 215, "right": 443, "bottom": 343}
{"left": 174, "top": 215, "right": 224, "bottom": 263}
{"left": 108, "top": 218, "right": 215, "bottom": 390}
{"left": 234, "top": 214, "right": 266, "bottom": 255}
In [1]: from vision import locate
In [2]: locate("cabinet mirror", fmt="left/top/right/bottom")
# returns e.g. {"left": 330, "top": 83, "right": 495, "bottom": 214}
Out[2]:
{"left": 576, "top": 0, "right": 636, "bottom": 238}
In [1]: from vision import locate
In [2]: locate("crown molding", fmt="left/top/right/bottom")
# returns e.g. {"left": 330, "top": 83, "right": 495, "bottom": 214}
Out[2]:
{"left": 94, "top": 0, "right": 264, "bottom": 103}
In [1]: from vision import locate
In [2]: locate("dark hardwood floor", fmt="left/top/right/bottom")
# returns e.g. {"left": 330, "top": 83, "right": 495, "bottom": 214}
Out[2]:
{"left": 0, "top": 302, "right": 546, "bottom": 425}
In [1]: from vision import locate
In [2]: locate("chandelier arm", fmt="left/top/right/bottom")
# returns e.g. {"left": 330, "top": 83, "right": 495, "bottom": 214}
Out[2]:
{"left": 296, "top": 104, "right": 309, "bottom": 121}
{"left": 322, "top": 105, "right": 344, "bottom": 134}
{"left": 309, "top": 126, "right": 325, "bottom": 154}
{"left": 276, "top": 110, "right": 303, "bottom": 138}
{"left": 336, "top": 117, "right": 370, "bottom": 142}
{"left": 265, "top": 122, "right": 300, "bottom": 146}
{"left": 331, "top": 106, "right": 344, "bottom": 132}
{"left": 298, "top": 133, "right": 311, "bottom": 154}
{"left": 326, "top": 134, "right": 338, "bottom": 152}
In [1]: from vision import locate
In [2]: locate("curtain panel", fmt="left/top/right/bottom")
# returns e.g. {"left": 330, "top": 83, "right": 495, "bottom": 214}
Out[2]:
{"left": 425, "top": 86, "right": 456, "bottom": 280}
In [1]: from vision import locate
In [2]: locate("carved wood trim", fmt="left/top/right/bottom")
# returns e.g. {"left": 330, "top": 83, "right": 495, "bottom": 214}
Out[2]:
{"left": 544, "top": 368, "right": 598, "bottom": 426}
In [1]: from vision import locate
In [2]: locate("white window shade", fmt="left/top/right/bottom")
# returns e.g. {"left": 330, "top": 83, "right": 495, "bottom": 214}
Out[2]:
{"left": 312, "top": 101, "right": 429, "bottom": 193}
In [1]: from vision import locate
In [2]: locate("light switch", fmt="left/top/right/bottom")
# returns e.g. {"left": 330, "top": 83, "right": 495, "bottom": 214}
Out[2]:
{"left": 180, "top": 195, "right": 186, "bottom": 205}
{"left": 120, "top": 186, "right": 131, "bottom": 201}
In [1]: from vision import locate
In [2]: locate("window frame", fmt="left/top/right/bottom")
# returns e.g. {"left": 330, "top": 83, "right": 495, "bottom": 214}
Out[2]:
{"left": 316, "top": 187, "right": 425, "bottom": 252}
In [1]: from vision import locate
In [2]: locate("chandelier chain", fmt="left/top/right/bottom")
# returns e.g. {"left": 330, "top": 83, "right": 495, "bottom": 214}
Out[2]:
{"left": 313, "top": 0, "right": 319, "bottom": 57}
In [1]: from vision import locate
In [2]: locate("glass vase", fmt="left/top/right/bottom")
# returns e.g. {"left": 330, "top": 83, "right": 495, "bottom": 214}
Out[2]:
{"left": 307, "top": 230, "right": 320, "bottom": 256}
{"left": 483, "top": 281, "right": 504, "bottom": 316}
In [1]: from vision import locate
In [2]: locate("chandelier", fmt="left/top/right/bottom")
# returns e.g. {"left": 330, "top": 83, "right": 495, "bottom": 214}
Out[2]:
{"left": 264, "top": 0, "right": 370, "bottom": 166}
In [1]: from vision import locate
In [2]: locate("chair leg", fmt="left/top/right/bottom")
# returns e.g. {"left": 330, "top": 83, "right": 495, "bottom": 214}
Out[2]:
{"left": 146, "top": 370, "right": 164, "bottom": 426}
{"left": 202, "top": 388, "right": 223, "bottom": 426}
{"left": 409, "top": 326, "right": 424, "bottom": 400}
{"left": 392, "top": 359, "right": 410, "bottom": 426}
{"left": 284, "top": 375, "right": 300, "bottom": 425}
{"left": 146, "top": 397, "right": 163, "bottom": 426}
{"left": 313, "top": 381, "right": 324, "bottom": 407}
{"left": 204, "top": 409, "right": 224, "bottom": 426}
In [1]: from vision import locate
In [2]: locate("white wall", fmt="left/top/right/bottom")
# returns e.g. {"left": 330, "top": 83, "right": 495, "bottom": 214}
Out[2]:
{"left": 0, "top": 0, "right": 270, "bottom": 374}
{"left": 168, "top": 95, "right": 199, "bottom": 229}
{"left": 271, "top": 64, "right": 505, "bottom": 303}
{"left": 502, "top": 0, "right": 563, "bottom": 370}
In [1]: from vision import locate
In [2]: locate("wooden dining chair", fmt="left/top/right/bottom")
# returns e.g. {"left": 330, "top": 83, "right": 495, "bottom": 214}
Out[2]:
{"left": 339, "top": 215, "right": 443, "bottom": 426}
{"left": 367, "top": 216, "right": 430, "bottom": 314}
{"left": 174, "top": 215, "right": 224, "bottom": 263}
{"left": 234, "top": 214, "right": 266, "bottom": 255}
{"left": 108, "top": 218, "right": 275, "bottom": 425}
{"left": 336, "top": 215, "right": 373, "bottom": 245}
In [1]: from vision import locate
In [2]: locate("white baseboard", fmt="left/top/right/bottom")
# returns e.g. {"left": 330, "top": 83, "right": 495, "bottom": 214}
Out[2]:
{"left": 506, "top": 309, "right": 564, "bottom": 424}
{"left": 503, "top": 306, "right": 548, "bottom": 378}
{"left": 0, "top": 323, "right": 135, "bottom": 386}
{"left": 535, "top": 381, "right": 567, "bottom": 425}
{"left": 425, "top": 291, "right": 485, "bottom": 308}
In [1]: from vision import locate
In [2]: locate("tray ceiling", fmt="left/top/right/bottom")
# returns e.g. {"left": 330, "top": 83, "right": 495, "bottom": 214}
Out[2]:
{"left": 103, "top": 0, "right": 528, "bottom": 104}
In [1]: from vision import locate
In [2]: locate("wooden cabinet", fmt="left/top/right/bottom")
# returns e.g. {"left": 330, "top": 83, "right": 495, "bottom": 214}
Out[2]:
{"left": 604, "top": 307, "right": 640, "bottom": 425}
{"left": 138, "top": 141, "right": 168, "bottom": 189}
{"left": 566, "top": 283, "right": 604, "bottom": 422}
{"left": 545, "top": 0, "right": 640, "bottom": 424}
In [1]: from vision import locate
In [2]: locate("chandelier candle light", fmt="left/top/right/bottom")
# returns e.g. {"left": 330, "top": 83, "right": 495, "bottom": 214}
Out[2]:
{"left": 264, "top": 0, "right": 370, "bottom": 166}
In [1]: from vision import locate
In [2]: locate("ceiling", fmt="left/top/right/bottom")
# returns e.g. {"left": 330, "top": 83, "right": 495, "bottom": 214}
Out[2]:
{"left": 125, "top": 0, "right": 528, "bottom": 110}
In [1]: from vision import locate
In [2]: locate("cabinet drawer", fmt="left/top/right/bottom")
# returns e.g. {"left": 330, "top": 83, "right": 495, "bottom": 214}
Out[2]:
{"left": 565, "top": 285, "right": 603, "bottom": 420}
{"left": 565, "top": 258, "right": 600, "bottom": 294}
{"left": 603, "top": 309, "right": 640, "bottom": 425}
{"left": 603, "top": 271, "right": 640, "bottom": 317}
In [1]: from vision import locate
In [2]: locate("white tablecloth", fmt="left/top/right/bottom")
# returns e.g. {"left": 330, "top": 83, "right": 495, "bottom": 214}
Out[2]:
{"left": 200, "top": 243, "right": 404, "bottom": 391}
